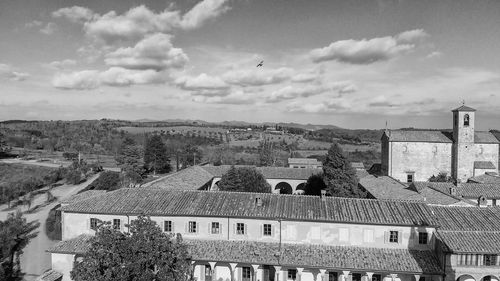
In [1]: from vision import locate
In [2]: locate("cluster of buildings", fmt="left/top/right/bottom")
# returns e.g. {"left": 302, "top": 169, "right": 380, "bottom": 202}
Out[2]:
{"left": 38, "top": 105, "right": 500, "bottom": 281}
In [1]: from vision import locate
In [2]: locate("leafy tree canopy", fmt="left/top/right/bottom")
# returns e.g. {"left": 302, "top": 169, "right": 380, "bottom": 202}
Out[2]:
{"left": 71, "top": 215, "right": 192, "bottom": 281}
{"left": 323, "top": 143, "right": 366, "bottom": 198}
{"left": 429, "top": 172, "right": 454, "bottom": 183}
{"left": 144, "top": 135, "right": 171, "bottom": 174}
{"left": 218, "top": 166, "right": 271, "bottom": 193}
{"left": 116, "top": 137, "right": 145, "bottom": 185}
{"left": 304, "top": 173, "right": 327, "bottom": 196}
{"left": 0, "top": 212, "right": 39, "bottom": 280}
{"left": 86, "top": 171, "right": 121, "bottom": 191}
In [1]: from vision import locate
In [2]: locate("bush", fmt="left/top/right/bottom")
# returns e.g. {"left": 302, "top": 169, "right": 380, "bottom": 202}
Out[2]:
{"left": 85, "top": 171, "right": 120, "bottom": 191}
{"left": 45, "top": 204, "right": 62, "bottom": 240}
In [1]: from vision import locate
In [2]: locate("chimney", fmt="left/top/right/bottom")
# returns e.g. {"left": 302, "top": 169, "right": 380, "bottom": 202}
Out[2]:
{"left": 478, "top": 196, "right": 488, "bottom": 207}
{"left": 449, "top": 186, "right": 457, "bottom": 196}
{"left": 255, "top": 197, "right": 263, "bottom": 207}
{"left": 320, "top": 190, "right": 327, "bottom": 199}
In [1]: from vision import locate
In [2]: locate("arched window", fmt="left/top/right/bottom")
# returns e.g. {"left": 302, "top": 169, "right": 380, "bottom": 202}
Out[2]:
{"left": 464, "top": 114, "right": 470, "bottom": 126}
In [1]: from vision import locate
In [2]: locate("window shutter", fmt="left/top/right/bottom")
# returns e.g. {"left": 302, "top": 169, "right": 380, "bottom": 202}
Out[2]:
{"left": 260, "top": 225, "right": 263, "bottom": 238}
{"left": 384, "top": 231, "right": 389, "bottom": 243}
{"left": 208, "top": 223, "right": 212, "bottom": 234}
{"left": 185, "top": 222, "right": 188, "bottom": 233}
{"left": 171, "top": 221, "right": 175, "bottom": 233}
{"left": 398, "top": 231, "right": 402, "bottom": 244}
{"left": 245, "top": 224, "right": 248, "bottom": 236}
{"left": 233, "top": 223, "right": 236, "bottom": 235}
{"left": 86, "top": 217, "right": 90, "bottom": 231}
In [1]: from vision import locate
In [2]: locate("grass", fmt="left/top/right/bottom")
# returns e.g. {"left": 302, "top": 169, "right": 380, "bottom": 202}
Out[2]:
{"left": 0, "top": 163, "right": 57, "bottom": 185}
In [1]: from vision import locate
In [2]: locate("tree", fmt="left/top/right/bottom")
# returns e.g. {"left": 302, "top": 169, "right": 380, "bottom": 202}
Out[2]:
{"left": 323, "top": 143, "right": 366, "bottom": 198}
{"left": 116, "top": 137, "right": 145, "bottom": 185}
{"left": 0, "top": 212, "right": 39, "bottom": 280}
{"left": 86, "top": 171, "right": 121, "bottom": 191}
{"left": 71, "top": 215, "right": 192, "bottom": 281}
{"left": 0, "top": 131, "right": 11, "bottom": 156}
{"left": 258, "top": 138, "right": 278, "bottom": 166}
{"left": 218, "top": 166, "right": 271, "bottom": 193}
{"left": 144, "top": 135, "right": 171, "bottom": 174}
{"left": 179, "top": 144, "right": 202, "bottom": 168}
{"left": 303, "top": 173, "right": 327, "bottom": 196}
{"left": 429, "top": 172, "right": 453, "bottom": 183}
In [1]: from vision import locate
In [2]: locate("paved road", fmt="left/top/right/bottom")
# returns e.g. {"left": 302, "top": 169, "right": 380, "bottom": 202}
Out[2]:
{"left": 0, "top": 173, "right": 100, "bottom": 280}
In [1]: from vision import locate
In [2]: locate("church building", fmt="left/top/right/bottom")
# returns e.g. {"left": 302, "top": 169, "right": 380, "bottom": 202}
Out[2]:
{"left": 381, "top": 105, "right": 499, "bottom": 183}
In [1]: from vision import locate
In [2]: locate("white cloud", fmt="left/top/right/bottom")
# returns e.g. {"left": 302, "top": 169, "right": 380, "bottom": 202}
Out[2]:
{"left": 104, "top": 33, "right": 188, "bottom": 70}
{"left": 180, "top": 0, "right": 230, "bottom": 30}
{"left": 44, "top": 59, "right": 77, "bottom": 70}
{"left": 25, "top": 20, "right": 43, "bottom": 28}
{"left": 52, "top": 70, "right": 100, "bottom": 90}
{"left": 175, "top": 73, "right": 228, "bottom": 91}
{"left": 427, "top": 51, "right": 442, "bottom": 59}
{"left": 52, "top": 6, "right": 95, "bottom": 23}
{"left": 266, "top": 85, "right": 330, "bottom": 103}
{"left": 193, "top": 89, "right": 255, "bottom": 104}
{"left": 40, "top": 22, "right": 57, "bottom": 35}
{"left": 52, "top": 67, "right": 167, "bottom": 90}
{"left": 310, "top": 29, "right": 428, "bottom": 64}
{"left": 222, "top": 67, "right": 293, "bottom": 86}
{"left": 286, "top": 98, "right": 353, "bottom": 114}
{"left": 0, "top": 64, "right": 30, "bottom": 81}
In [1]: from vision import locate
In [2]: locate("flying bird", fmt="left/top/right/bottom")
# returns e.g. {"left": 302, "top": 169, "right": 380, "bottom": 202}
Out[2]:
{"left": 256, "top": 60, "right": 264, "bottom": 67}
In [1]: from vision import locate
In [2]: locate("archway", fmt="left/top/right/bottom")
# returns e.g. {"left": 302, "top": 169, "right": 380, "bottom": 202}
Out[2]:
{"left": 296, "top": 183, "right": 306, "bottom": 191}
{"left": 480, "top": 276, "right": 499, "bottom": 281}
{"left": 275, "top": 182, "right": 292, "bottom": 194}
{"left": 456, "top": 274, "right": 476, "bottom": 281}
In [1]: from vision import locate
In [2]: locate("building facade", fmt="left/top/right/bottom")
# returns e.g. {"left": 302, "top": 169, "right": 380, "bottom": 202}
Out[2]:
{"left": 381, "top": 106, "right": 499, "bottom": 183}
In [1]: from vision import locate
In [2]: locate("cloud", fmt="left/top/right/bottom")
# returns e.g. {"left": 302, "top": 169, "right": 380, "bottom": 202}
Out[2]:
{"left": 0, "top": 64, "right": 30, "bottom": 81}
{"left": 426, "top": 51, "right": 442, "bottom": 59}
{"left": 44, "top": 59, "right": 77, "bottom": 70}
{"left": 104, "top": 33, "right": 188, "bottom": 70}
{"left": 266, "top": 85, "right": 330, "bottom": 103}
{"left": 310, "top": 29, "right": 428, "bottom": 64}
{"left": 286, "top": 98, "right": 352, "bottom": 114}
{"left": 25, "top": 20, "right": 43, "bottom": 28}
{"left": 222, "top": 67, "right": 293, "bottom": 86}
{"left": 52, "top": 6, "right": 95, "bottom": 23}
{"left": 193, "top": 89, "right": 255, "bottom": 104}
{"left": 180, "top": 0, "right": 230, "bottom": 30}
{"left": 40, "top": 22, "right": 57, "bottom": 35}
{"left": 175, "top": 73, "right": 229, "bottom": 91}
{"left": 52, "top": 67, "right": 167, "bottom": 90}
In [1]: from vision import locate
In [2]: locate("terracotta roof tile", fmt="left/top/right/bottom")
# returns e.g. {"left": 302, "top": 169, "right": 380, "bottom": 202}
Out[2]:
{"left": 359, "top": 176, "right": 425, "bottom": 201}
{"left": 452, "top": 105, "right": 476, "bottom": 112}
{"left": 436, "top": 230, "right": 500, "bottom": 254}
{"left": 48, "top": 234, "right": 92, "bottom": 254}
{"left": 474, "top": 131, "right": 500, "bottom": 144}
{"left": 186, "top": 240, "right": 442, "bottom": 274}
{"left": 287, "top": 158, "right": 322, "bottom": 165}
{"left": 61, "top": 190, "right": 107, "bottom": 205}
{"left": 474, "top": 161, "right": 496, "bottom": 170}
{"left": 60, "top": 189, "right": 438, "bottom": 227}
{"left": 456, "top": 183, "right": 500, "bottom": 199}
{"left": 468, "top": 173, "right": 500, "bottom": 184}
{"left": 142, "top": 166, "right": 214, "bottom": 190}
{"left": 430, "top": 206, "right": 500, "bottom": 231}
{"left": 35, "top": 270, "right": 62, "bottom": 281}
{"left": 384, "top": 130, "right": 499, "bottom": 144}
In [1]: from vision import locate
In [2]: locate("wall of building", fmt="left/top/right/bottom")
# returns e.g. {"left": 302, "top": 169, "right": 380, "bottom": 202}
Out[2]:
{"left": 210, "top": 177, "right": 307, "bottom": 193}
{"left": 387, "top": 142, "right": 452, "bottom": 182}
{"left": 443, "top": 253, "right": 500, "bottom": 281}
{"left": 62, "top": 212, "right": 434, "bottom": 250}
{"left": 51, "top": 253, "right": 75, "bottom": 281}
{"left": 381, "top": 135, "right": 390, "bottom": 176}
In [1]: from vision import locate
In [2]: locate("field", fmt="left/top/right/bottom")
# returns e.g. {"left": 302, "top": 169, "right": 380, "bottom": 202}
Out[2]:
{"left": 0, "top": 163, "right": 57, "bottom": 185}
{"left": 118, "top": 126, "right": 227, "bottom": 135}
{"left": 8, "top": 148, "right": 118, "bottom": 168}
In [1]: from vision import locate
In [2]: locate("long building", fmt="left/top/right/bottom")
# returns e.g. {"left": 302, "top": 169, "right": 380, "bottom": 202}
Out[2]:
{"left": 43, "top": 188, "right": 500, "bottom": 281}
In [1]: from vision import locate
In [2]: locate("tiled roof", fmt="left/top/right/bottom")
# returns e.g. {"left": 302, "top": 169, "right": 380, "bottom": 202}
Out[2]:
{"left": 384, "top": 130, "right": 499, "bottom": 144}
{"left": 201, "top": 165, "right": 322, "bottom": 180}
{"left": 474, "top": 161, "right": 496, "bottom": 169}
{"left": 474, "top": 131, "right": 500, "bottom": 144}
{"left": 430, "top": 206, "right": 500, "bottom": 231}
{"left": 418, "top": 187, "right": 466, "bottom": 206}
{"left": 60, "top": 190, "right": 107, "bottom": 205}
{"left": 385, "top": 130, "right": 453, "bottom": 143}
{"left": 36, "top": 270, "right": 62, "bottom": 281}
{"left": 359, "top": 176, "right": 424, "bottom": 201}
{"left": 351, "top": 162, "right": 365, "bottom": 169}
{"left": 142, "top": 166, "right": 214, "bottom": 190}
{"left": 436, "top": 230, "right": 500, "bottom": 254}
{"left": 412, "top": 182, "right": 500, "bottom": 199}
{"left": 186, "top": 240, "right": 442, "bottom": 274}
{"left": 48, "top": 234, "right": 92, "bottom": 254}
{"left": 452, "top": 105, "right": 476, "bottom": 112}
{"left": 468, "top": 173, "right": 500, "bottom": 184}
{"left": 60, "top": 188, "right": 438, "bottom": 227}
{"left": 456, "top": 183, "right": 500, "bottom": 199}
{"left": 288, "top": 158, "right": 321, "bottom": 165}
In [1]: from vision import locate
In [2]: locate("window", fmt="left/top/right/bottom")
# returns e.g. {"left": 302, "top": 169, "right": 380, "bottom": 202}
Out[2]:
{"left": 242, "top": 267, "right": 251, "bottom": 281}
{"left": 339, "top": 228, "right": 349, "bottom": 242}
{"left": 407, "top": 174, "right": 414, "bottom": 183}
{"left": 363, "top": 229, "right": 374, "bottom": 243}
{"left": 484, "top": 254, "right": 497, "bottom": 266}
{"left": 263, "top": 224, "right": 272, "bottom": 236}
{"left": 372, "top": 275, "right": 381, "bottom": 281}
{"left": 164, "top": 221, "right": 172, "bottom": 232}
{"left": 90, "top": 218, "right": 99, "bottom": 230}
{"left": 189, "top": 221, "right": 197, "bottom": 233}
{"left": 464, "top": 114, "right": 470, "bottom": 126}
{"left": 419, "top": 277, "right": 426, "bottom": 281}
{"left": 493, "top": 199, "right": 497, "bottom": 206}
{"left": 351, "top": 273, "right": 362, "bottom": 281}
{"left": 113, "top": 219, "right": 121, "bottom": 230}
{"left": 389, "top": 231, "right": 399, "bottom": 243}
{"left": 287, "top": 269, "right": 297, "bottom": 280}
{"left": 211, "top": 222, "right": 220, "bottom": 234}
{"left": 236, "top": 223, "right": 245, "bottom": 235}
{"left": 328, "top": 272, "right": 338, "bottom": 281}
{"left": 418, "top": 232, "right": 428, "bottom": 245}
{"left": 204, "top": 265, "right": 212, "bottom": 279}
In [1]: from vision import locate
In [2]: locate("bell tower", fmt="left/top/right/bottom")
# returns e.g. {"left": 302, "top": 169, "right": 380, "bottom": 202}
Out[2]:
{"left": 451, "top": 104, "right": 476, "bottom": 182}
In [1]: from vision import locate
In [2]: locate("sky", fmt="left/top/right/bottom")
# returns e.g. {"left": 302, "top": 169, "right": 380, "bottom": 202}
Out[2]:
{"left": 1, "top": 0, "right": 500, "bottom": 130}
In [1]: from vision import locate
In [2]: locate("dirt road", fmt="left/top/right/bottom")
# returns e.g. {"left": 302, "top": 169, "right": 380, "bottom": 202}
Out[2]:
{"left": 0, "top": 173, "right": 100, "bottom": 280}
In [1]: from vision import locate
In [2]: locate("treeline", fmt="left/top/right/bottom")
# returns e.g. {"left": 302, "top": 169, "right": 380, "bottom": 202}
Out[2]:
{"left": 304, "top": 128, "right": 383, "bottom": 144}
